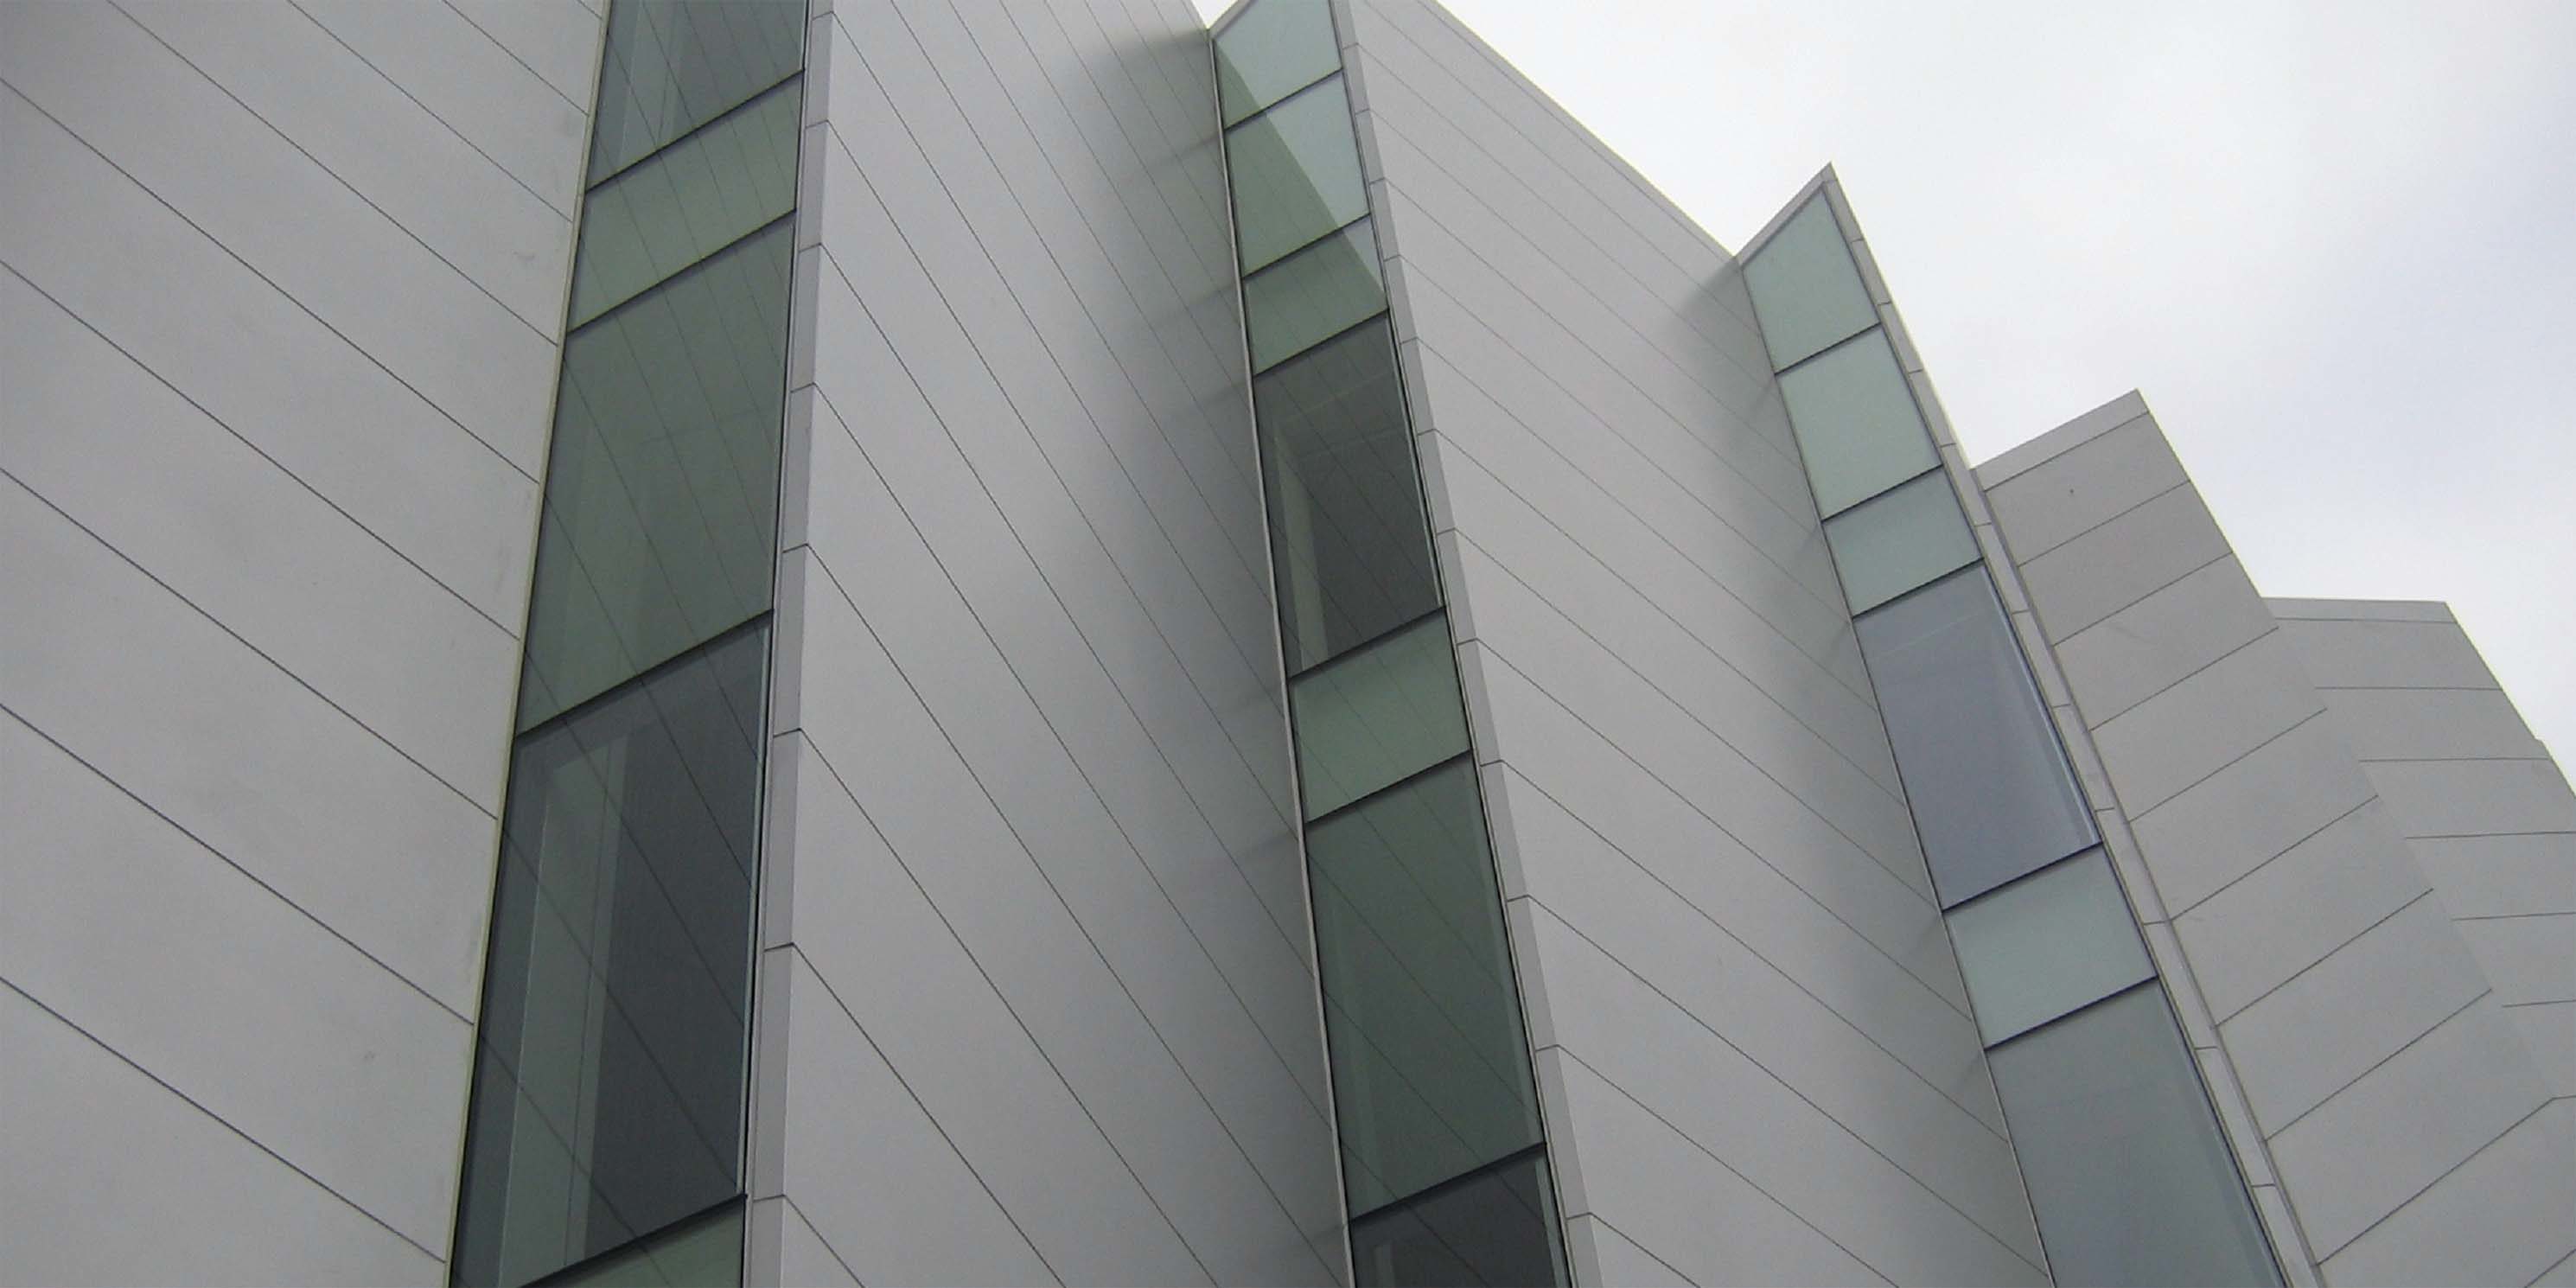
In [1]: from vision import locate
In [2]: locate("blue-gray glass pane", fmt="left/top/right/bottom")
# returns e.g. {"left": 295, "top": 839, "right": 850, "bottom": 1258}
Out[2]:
{"left": 1988, "top": 985, "right": 2281, "bottom": 1288}
{"left": 456, "top": 628, "right": 767, "bottom": 1288}
{"left": 1351, "top": 1151, "right": 1566, "bottom": 1287}
{"left": 1291, "top": 613, "right": 1470, "bottom": 819}
{"left": 1246, "top": 217, "right": 1385, "bottom": 372}
{"left": 1857, "top": 566, "right": 2095, "bottom": 906}
{"left": 520, "top": 221, "right": 793, "bottom": 730}
{"left": 590, "top": 0, "right": 806, "bottom": 181}
{"left": 1778, "top": 329, "right": 1940, "bottom": 516}
{"left": 1311, "top": 758, "right": 1540, "bottom": 1213}
{"left": 544, "top": 1203, "right": 743, "bottom": 1287}
{"left": 1254, "top": 317, "right": 1439, "bottom": 673}
{"left": 1823, "top": 469, "right": 1979, "bottom": 613}
{"left": 1215, "top": 0, "right": 1341, "bottom": 126}
{"left": 1226, "top": 76, "right": 1369, "bottom": 273}
{"left": 1948, "top": 849, "right": 2154, "bottom": 1044}
{"left": 1742, "top": 196, "right": 1878, "bottom": 369}
{"left": 570, "top": 80, "right": 800, "bottom": 328}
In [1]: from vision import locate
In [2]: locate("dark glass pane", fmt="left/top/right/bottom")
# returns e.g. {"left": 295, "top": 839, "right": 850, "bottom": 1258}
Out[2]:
{"left": 1253, "top": 317, "right": 1440, "bottom": 674}
{"left": 455, "top": 628, "right": 767, "bottom": 1288}
{"left": 1290, "top": 614, "right": 1470, "bottom": 820}
{"left": 1855, "top": 566, "right": 2096, "bottom": 906}
{"left": 1777, "top": 328, "right": 1938, "bottom": 516}
{"left": 520, "top": 221, "right": 793, "bottom": 730}
{"left": 1351, "top": 1151, "right": 1566, "bottom": 1287}
{"left": 590, "top": 0, "right": 807, "bottom": 181}
{"left": 571, "top": 79, "right": 800, "bottom": 328}
{"left": 1742, "top": 196, "right": 1878, "bottom": 369}
{"left": 1822, "top": 468, "right": 1979, "bottom": 614}
{"left": 1245, "top": 218, "right": 1384, "bottom": 372}
{"left": 1226, "top": 75, "right": 1368, "bottom": 273}
{"left": 1215, "top": 0, "right": 1341, "bottom": 126}
{"left": 1310, "top": 758, "right": 1540, "bottom": 1211}
{"left": 1988, "top": 985, "right": 2280, "bottom": 1288}
{"left": 539, "top": 1203, "right": 743, "bottom": 1288}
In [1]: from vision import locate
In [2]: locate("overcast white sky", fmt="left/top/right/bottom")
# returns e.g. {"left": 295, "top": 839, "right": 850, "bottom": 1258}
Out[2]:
{"left": 1196, "top": 0, "right": 2576, "bottom": 765}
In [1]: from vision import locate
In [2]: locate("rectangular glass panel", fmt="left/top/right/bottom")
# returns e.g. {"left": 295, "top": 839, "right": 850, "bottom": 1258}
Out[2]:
{"left": 520, "top": 221, "right": 794, "bottom": 730}
{"left": 1290, "top": 612, "right": 1470, "bottom": 819}
{"left": 1225, "top": 75, "right": 1369, "bottom": 273}
{"left": 544, "top": 1202, "right": 743, "bottom": 1287}
{"left": 1351, "top": 1150, "right": 1566, "bottom": 1287}
{"left": 1245, "top": 217, "right": 1385, "bottom": 372}
{"left": 1856, "top": 566, "right": 2096, "bottom": 906}
{"left": 1255, "top": 316, "right": 1441, "bottom": 673}
{"left": 455, "top": 628, "right": 768, "bottom": 1288}
{"left": 570, "top": 80, "right": 800, "bottom": 329}
{"left": 1823, "top": 468, "right": 1979, "bottom": 613}
{"left": 1778, "top": 328, "right": 1940, "bottom": 516}
{"left": 1215, "top": 0, "right": 1342, "bottom": 126}
{"left": 1310, "top": 757, "right": 1540, "bottom": 1212}
{"left": 1948, "top": 849, "right": 2154, "bottom": 1043}
{"left": 590, "top": 0, "right": 807, "bottom": 181}
{"left": 1988, "top": 985, "right": 2281, "bottom": 1288}
{"left": 1742, "top": 195, "right": 1879, "bottom": 369}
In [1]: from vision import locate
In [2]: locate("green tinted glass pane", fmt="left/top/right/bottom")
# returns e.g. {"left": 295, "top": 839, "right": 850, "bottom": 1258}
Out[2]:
{"left": 1822, "top": 469, "right": 1978, "bottom": 613}
{"left": 571, "top": 80, "right": 800, "bottom": 328}
{"left": 520, "top": 222, "right": 793, "bottom": 730}
{"left": 1290, "top": 613, "right": 1470, "bottom": 819}
{"left": 1351, "top": 1151, "right": 1566, "bottom": 1286}
{"left": 1246, "top": 217, "right": 1384, "bottom": 371}
{"left": 543, "top": 1204, "right": 743, "bottom": 1287}
{"left": 1311, "top": 757, "right": 1541, "bottom": 1213}
{"left": 590, "top": 0, "right": 806, "bottom": 180}
{"left": 1743, "top": 197, "right": 1878, "bottom": 369}
{"left": 1778, "top": 329, "right": 1940, "bottom": 516}
{"left": 1215, "top": 0, "right": 1342, "bottom": 126}
{"left": 456, "top": 629, "right": 766, "bottom": 1288}
{"left": 1948, "top": 850, "right": 2153, "bottom": 1043}
{"left": 1255, "top": 317, "right": 1440, "bottom": 674}
{"left": 1226, "top": 76, "right": 1368, "bottom": 273}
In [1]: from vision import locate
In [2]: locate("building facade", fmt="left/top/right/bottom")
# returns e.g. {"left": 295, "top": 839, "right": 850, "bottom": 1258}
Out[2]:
{"left": 1, "top": 0, "right": 2567, "bottom": 1285}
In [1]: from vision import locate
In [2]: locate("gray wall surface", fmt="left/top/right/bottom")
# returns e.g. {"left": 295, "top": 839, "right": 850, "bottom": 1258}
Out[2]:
{"left": 1980, "top": 402, "right": 2575, "bottom": 1287}
{"left": 744, "top": 1, "right": 1343, "bottom": 1282}
{"left": 1339, "top": 3, "right": 2047, "bottom": 1281}
{"left": 0, "top": 0, "right": 602, "bottom": 1282}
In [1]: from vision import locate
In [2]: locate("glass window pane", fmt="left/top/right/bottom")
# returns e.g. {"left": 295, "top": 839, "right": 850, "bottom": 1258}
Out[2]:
{"left": 1742, "top": 196, "right": 1878, "bottom": 369}
{"left": 1823, "top": 469, "right": 1979, "bottom": 613}
{"left": 1778, "top": 329, "right": 1940, "bottom": 516}
{"left": 570, "top": 80, "right": 801, "bottom": 328}
{"left": 455, "top": 628, "right": 768, "bottom": 1288}
{"left": 1856, "top": 566, "right": 2096, "bottom": 906}
{"left": 1254, "top": 317, "right": 1441, "bottom": 673}
{"left": 1310, "top": 758, "right": 1540, "bottom": 1211}
{"left": 1988, "top": 985, "right": 2281, "bottom": 1288}
{"left": 1948, "top": 850, "right": 2153, "bottom": 1043}
{"left": 1226, "top": 76, "right": 1368, "bottom": 274}
{"left": 520, "top": 222, "right": 794, "bottom": 730}
{"left": 1290, "top": 612, "right": 1470, "bottom": 819}
{"left": 590, "top": 0, "right": 807, "bottom": 181}
{"left": 1216, "top": 0, "right": 1342, "bottom": 126}
{"left": 545, "top": 1202, "right": 743, "bottom": 1287}
{"left": 1245, "top": 217, "right": 1384, "bottom": 372}
{"left": 1351, "top": 1151, "right": 1566, "bottom": 1287}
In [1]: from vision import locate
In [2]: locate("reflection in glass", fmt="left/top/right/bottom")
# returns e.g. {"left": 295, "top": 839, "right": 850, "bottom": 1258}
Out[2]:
{"left": 455, "top": 628, "right": 768, "bottom": 1288}
{"left": 570, "top": 80, "right": 801, "bottom": 328}
{"left": 1856, "top": 566, "right": 2095, "bottom": 906}
{"left": 1821, "top": 469, "right": 1979, "bottom": 614}
{"left": 1226, "top": 76, "right": 1370, "bottom": 273}
{"left": 520, "top": 221, "right": 794, "bottom": 730}
{"left": 590, "top": 0, "right": 807, "bottom": 181}
{"left": 1777, "top": 328, "right": 1939, "bottom": 516}
{"left": 1311, "top": 758, "right": 1540, "bottom": 1212}
{"left": 1350, "top": 1149, "right": 1566, "bottom": 1287}
{"left": 1254, "top": 318, "right": 1441, "bottom": 673}
{"left": 1245, "top": 218, "right": 1386, "bottom": 372}
{"left": 1948, "top": 850, "right": 2152, "bottom": 1043}
{"left": 545, "top": 1202, "right": 743, "bottom": 1287}
{"left": 1742, "top": 196, "right": 1878, "bottom": 370}
{"left": 1987, "top": 985, "right": 2281, "bottom": 1288}
{"left": 1215, "top": 0, "right": 1342, "bottom": 126}
{"left": 1290, "top": 613, "right": 1470, "bottom": 819}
